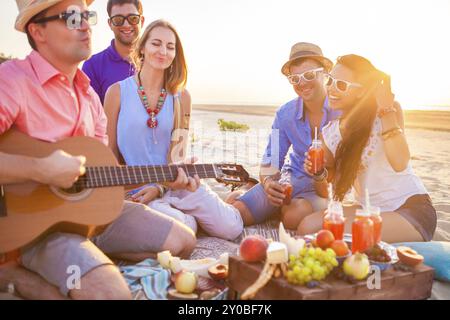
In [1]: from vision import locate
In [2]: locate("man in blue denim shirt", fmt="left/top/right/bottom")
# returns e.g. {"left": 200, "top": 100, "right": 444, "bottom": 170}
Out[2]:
{"left": 231, "top": 43, "right": 340, "bottom": 229}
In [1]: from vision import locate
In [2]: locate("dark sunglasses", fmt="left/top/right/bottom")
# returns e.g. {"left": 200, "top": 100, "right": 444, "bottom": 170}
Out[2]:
{"left": 33, "top": 10, "right": 97, "bottom": 29}
{"left": 109, "top": 14, "right": 141, "bottom": 27}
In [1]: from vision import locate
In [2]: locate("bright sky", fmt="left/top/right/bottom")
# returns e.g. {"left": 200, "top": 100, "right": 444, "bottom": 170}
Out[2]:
{"left": 1, "top": 0, "right": 450, "bottom": 108}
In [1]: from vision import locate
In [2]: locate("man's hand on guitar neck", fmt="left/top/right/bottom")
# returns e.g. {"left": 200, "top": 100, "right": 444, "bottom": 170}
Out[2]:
{"left": 33, "top": 150, "right": 86, "bottom": 189}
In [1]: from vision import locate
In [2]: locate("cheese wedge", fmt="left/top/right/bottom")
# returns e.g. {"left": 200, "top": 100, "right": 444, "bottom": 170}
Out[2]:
{"left": 279, "top": 222, "right": 305, "bottom": 256}
{"left": 266, "top": 242, "right": 288, "bottom": 264}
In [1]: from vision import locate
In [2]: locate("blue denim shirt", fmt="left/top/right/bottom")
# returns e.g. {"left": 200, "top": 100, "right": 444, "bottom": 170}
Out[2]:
{"left": 261, "top": 97, "right": 339, "bottom": 193}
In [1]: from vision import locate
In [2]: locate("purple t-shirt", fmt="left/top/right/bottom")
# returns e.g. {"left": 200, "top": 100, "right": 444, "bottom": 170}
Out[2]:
{"left": 82, "top": 40, "right": 135, "bottom": 104}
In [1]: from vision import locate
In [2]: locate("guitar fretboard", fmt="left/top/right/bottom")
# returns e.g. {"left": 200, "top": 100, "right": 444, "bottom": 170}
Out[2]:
{"left": 76, "top": 164, "right": 217, "bottom": 188}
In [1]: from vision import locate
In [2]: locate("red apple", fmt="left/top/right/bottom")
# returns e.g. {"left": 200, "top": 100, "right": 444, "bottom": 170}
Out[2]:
{"left": 316, "top": 230, "right": 335, "bottom": 250}
{"left": 330, "top": 240, "right": 350, "bottom": 257}
{"left": 239, "top": 235, "right": 268, "bottom": 262}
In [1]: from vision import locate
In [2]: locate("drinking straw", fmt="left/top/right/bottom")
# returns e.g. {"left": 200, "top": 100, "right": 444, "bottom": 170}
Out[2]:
{"left": 365, "top": 188, "right": 371, "bottom": 212}
{"left": 315, "top": 126, "right": 318, "bottom": 141}
{"left": 328, "top": 183, "right": 333, "bottom": 203}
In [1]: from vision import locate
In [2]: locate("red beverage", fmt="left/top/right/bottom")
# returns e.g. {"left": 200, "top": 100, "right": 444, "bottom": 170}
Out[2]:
{"left": 323, "top": 201, "right": 345, "bottom": 240}
{"left": 309, "top": 140, "right": 324, "bottom": 174}
{"left": 279, "top": 169, "right": 292, "bottom": 206}
{"left": 369, "top": 207, "right": 382, "bottom": 244}
{"left": 352, "top": 209, "right": 374, "bottom": 254}
{"left": 323, "top": 217, "right": 345, "bottom": 240}
{"left": 283, "top": 183, "right": 293, "bottom": 205}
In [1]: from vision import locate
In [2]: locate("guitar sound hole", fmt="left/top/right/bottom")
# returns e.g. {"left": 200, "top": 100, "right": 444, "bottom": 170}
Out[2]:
{"left": 50, "top": 183, "right": 92, "bottom": 202}
{"left": 61, "top": 183, "right": 85, "bottom": 194}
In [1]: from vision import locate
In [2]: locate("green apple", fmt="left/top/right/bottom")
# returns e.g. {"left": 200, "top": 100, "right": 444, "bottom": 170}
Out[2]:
{"left": 343, "top": 253, "right": 370, "bottom": 280}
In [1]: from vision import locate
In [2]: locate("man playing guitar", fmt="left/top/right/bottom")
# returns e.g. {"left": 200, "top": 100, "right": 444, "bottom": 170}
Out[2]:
{"left": 0, "top": 0, "right": 197, "bottom": 299}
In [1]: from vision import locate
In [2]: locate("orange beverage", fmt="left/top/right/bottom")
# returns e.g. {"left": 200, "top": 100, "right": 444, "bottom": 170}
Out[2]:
{"left": 309, "top": 140, "right": 324, "bottom": 174}
{"left": 369, "top": 207, "right": 382, "bottom": 244}
{"left": 283, "top": 183, "right": 293, "bottom": 205}
{"left": 352, "top": 209, "right": 374, "bottom": 254}
{"left": 279, "top": 169, "right": 292, "bottom": 205}
{"left": 323, "top": 201, "right": 345, "bottom": 240}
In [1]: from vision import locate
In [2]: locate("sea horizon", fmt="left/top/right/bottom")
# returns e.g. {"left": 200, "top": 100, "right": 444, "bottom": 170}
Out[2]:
{"left": 194, "top": 103, "right": 450, "bottom": 112}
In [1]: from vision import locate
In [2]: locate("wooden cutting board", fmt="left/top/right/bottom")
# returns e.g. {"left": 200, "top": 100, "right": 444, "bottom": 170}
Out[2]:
{"left": 227, "top": 255, "right": 434, "bottom": 300}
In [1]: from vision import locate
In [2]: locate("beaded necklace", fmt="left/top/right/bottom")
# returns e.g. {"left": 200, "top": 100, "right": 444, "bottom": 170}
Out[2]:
{"left": 137, "top": 71, "right": 167, "bottom": 129}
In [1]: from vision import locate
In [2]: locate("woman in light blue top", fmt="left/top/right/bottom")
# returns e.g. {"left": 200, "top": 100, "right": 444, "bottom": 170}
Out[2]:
{"left": 104, "top": 20, "right": 243, "bottom": 241}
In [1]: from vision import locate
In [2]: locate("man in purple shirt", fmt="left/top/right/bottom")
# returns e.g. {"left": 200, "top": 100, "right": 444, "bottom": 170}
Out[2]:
{"left": 82, "top": 0, "right": 144, "bottom": 104}
{"left": 230, "top": 43, "right": 340, "bottom": 229}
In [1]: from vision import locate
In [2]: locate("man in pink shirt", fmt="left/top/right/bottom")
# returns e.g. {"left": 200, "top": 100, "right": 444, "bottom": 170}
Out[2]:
{"left": 0, "top": 0, "right": 197, "bottom": 300}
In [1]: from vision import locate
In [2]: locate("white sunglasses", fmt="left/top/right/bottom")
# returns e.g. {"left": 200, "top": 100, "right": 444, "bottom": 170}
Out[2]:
{"left": 324, "top": 74, "right": 362, "bottom": 93}
{"left": 287, "top": 67, "right": 324, "bottom": 85}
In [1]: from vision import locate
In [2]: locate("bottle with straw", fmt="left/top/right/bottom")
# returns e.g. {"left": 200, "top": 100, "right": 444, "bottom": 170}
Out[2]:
{"left": 351, "top": 188, "right": 375, "bottom": 253}
{"left": 323, "top": 183, "right": 345, "bottom": 240}
{"left": 365, "top": 188, "right": 382, "bottom": 244}
{"left": 308, "top": 127, "right": 324, "bottom": 175}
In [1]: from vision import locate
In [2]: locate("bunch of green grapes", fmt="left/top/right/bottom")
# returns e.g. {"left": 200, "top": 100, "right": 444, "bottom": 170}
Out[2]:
{"left": 286, "top": 247, "right": 338, "bottom": 286}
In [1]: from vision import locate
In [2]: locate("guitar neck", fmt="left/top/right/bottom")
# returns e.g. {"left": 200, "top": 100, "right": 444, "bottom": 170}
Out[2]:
{"left": 78, "top": 164, "right": 218, "bottom": 188}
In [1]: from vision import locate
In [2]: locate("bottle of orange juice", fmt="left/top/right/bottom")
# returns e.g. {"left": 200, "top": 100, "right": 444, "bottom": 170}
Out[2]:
{"left": 369, "top": 206, "right": 382, "bottom": 244}
{"left": 308, "top": 127, "right": 324, "bottom": 175}
{"left": 279, "top": 169, "right": 292, "bottom": 205}
{"left": 323, "top": 201, "right": 345, "bottom": 240}
{"left": 352, "top": 209, "right": 374, "bottom": 254}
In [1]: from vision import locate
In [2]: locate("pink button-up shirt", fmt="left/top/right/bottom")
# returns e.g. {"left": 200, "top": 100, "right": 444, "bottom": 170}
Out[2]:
{"left": 0, "top": 50, "right": 108, "bottom": 145}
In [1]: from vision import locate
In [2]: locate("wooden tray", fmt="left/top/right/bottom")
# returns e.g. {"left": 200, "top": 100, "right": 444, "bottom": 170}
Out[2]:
{"left": 227, "top": 256, "right": 434, "bottom": 300}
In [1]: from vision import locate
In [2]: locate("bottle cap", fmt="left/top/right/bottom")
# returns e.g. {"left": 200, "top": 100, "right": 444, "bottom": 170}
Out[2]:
{"left": 311, "top": 139, "right": 322, "bottom": 148}
{"left": 328, "top": 201, "right": 343, "bottom": 216}
{"left": 355, "top": 208, "right": 370, "bottom": 217}
{"left": 369, "top": 206, "right": 381, "bottom": 216}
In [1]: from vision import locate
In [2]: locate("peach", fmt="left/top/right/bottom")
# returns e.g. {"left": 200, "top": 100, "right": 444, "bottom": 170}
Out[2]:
{"left": 208, "top": 264, "right": 229, "bottom": 281}
{"left": 396, "top": 246, "right": 424, "bottom": 267}
{"left": 175, "top": 271, "right": 197, "bottom": 294}
{"left": 316, "top": 230, "right": 335, "bottom": 250}
{"left": 330, "top": 240, "right": 350, "bottom": 257}
{"left": 239, "top": 235, "right": 268, "bottom": 262}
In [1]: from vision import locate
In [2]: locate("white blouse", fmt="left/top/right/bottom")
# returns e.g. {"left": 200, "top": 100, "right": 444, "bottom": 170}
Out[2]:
{"left": 322, "top": 118, "right": 428, "bottom": 212}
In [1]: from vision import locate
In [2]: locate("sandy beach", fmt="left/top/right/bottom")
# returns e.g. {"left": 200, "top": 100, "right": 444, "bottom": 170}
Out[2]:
{"left": 190, "top": 107, "right": 450, "bottom": 242}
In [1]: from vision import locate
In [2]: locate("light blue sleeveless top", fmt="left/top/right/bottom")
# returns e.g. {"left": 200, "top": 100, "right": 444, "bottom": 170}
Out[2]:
{"left": 117, "top": 76, "right": 174, "bottom": 166}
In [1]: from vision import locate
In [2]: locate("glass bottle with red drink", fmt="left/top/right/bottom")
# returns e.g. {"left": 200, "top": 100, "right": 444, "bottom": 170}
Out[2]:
{"left": 279, "top": 169, "right": 293, "bottom": 205}
{"left": 309, "top": 138, "right": 324, "bottom": 175}
{"left": 352, "top": 209, "right": 374, "bottom": 254}
{"left": 369, "top": 206, "right": 382, "bottom": 244}
{"left": 323, "top": 201, "right": 345, "bottom": 240}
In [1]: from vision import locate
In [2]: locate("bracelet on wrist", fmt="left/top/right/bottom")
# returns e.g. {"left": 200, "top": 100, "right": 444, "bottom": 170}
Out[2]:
{"left": 262, "top": 176, "right": 273, "bottom": 187}
{"left": 313, "top": 168, "right": 328, "bottom": 182}
{"left": 382, "top": 127, "right": 403, "bottom": 141}
{"left": 377, "top": 106, "right": 397, "bottom": 118}
{"left": 155, "top": 184, "right": 166, "bottom": 198}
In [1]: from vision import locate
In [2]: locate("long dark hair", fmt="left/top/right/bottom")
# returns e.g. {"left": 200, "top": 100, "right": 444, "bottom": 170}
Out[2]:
{"left": 333, "top": 55, "right": 387, "bottom": 201}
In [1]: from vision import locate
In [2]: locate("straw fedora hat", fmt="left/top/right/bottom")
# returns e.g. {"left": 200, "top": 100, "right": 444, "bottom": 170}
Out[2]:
{"left": 281, "top": 42, "right": 333, "bottom": 76}
{"left": 15, "top": 0, "right": 95, "bottom": 33}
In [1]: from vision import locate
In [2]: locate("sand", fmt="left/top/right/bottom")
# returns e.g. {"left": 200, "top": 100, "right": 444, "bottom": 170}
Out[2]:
{"left": 190, "top": 107, "right": 450, "bottom": 242}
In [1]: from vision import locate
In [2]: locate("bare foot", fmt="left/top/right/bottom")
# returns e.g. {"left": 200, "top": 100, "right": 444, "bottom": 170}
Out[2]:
{"left": 0, "top": 261, "right": 66, "bottom": 300}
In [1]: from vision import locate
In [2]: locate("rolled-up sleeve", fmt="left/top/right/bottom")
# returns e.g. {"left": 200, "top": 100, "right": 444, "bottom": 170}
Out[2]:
{"left": 261, "top": 111, "right": 290, "bottom": 170}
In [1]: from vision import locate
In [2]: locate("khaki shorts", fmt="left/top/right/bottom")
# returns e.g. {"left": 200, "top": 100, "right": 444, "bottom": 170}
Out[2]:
{"left": 20, "top": 201, "right": 174, "bottom": 296}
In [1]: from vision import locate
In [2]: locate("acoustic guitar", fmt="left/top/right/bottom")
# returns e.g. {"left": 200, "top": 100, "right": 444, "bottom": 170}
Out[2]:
{"left": 0, "top": 130, "right": 249, "bottom": 254}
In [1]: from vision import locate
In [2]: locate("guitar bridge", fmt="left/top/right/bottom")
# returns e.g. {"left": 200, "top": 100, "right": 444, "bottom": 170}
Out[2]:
{"left": 0, "top": 185, "right": 6, "bottom": 217}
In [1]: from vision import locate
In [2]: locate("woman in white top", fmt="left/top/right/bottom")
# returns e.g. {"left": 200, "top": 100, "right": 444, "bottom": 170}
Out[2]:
{"left": 298, "top": 54, "right": 436, "bottom": 243}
